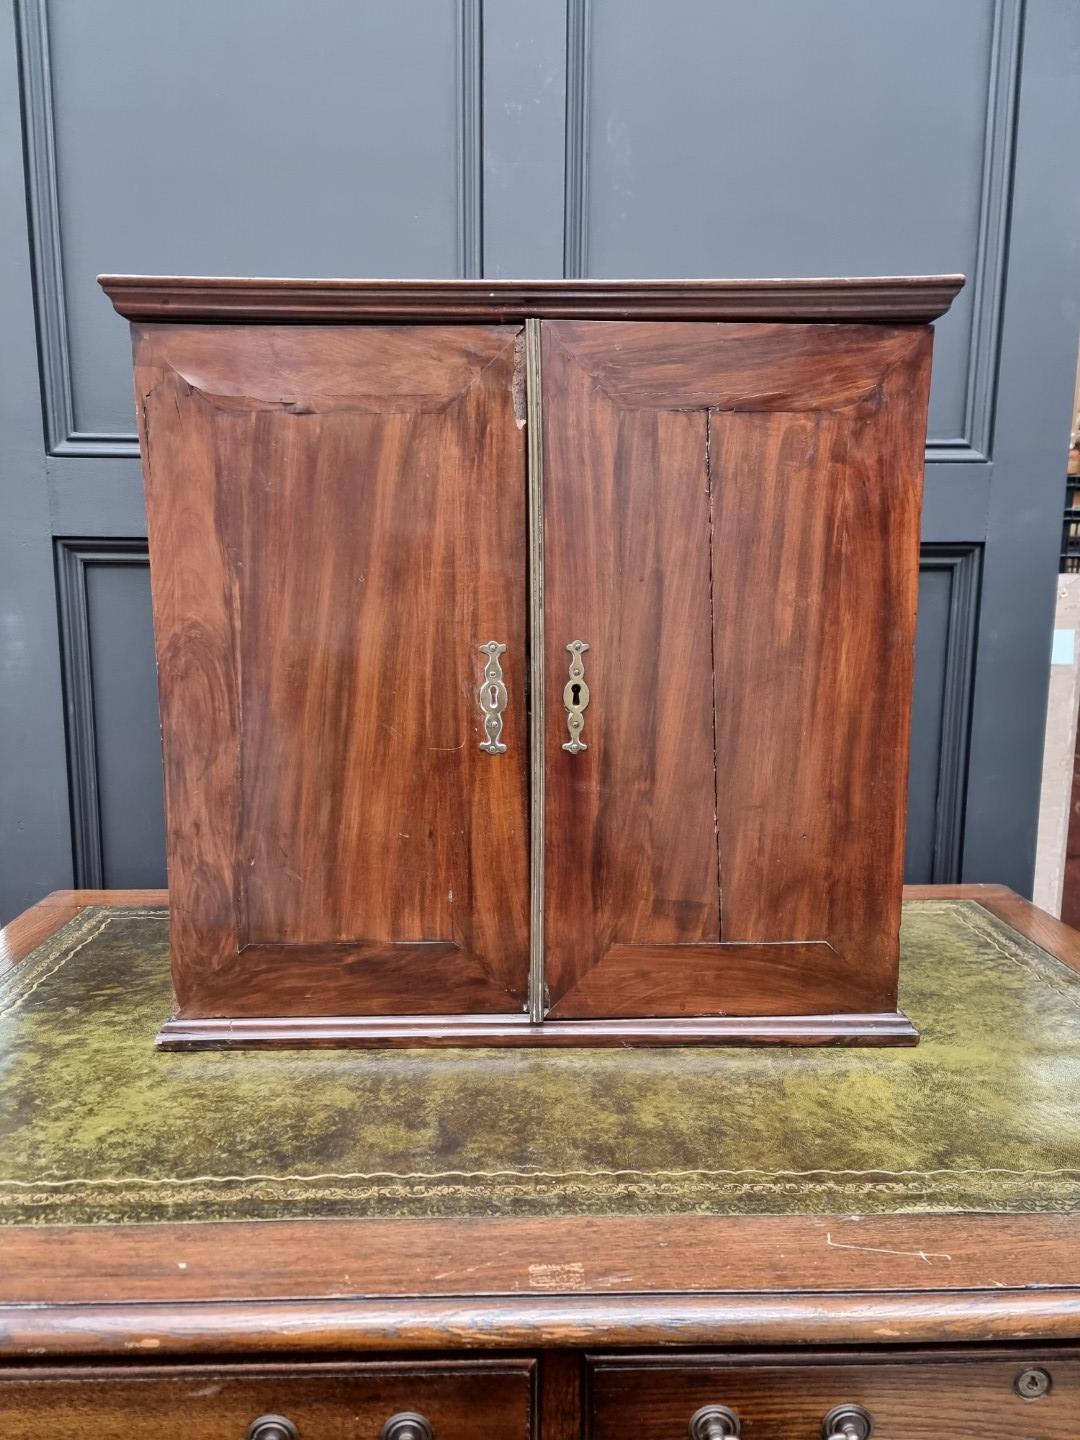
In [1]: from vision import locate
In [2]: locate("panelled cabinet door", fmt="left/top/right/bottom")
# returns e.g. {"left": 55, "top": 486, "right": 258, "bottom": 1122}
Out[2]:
{"left": 541, "top": 319, "right": 933, "bottom": 1020}
{"left": 134, "top": 323, "right": 530, "bottom": 1019}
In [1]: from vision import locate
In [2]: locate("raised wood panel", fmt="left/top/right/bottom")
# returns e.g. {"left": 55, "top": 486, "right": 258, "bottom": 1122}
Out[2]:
{"left": 540, "top": 324, "right": 720, "bottom": 1016}
{"left": 559, "top": 942, "right": 859, "bottom": 1019}
{"left": 535, "top": 318, "right": 925, "bottom": 410}
{"left": 135, "top": 323, "right": 530, "bottom": 1019}
{"left": 709, "top": 342, "right": 930, "bottom": 995}
{"left": 542, "top": 320, "right": 931, "bottom": 1020}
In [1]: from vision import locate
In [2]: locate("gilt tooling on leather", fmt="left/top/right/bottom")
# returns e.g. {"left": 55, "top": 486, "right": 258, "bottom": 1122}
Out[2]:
{"left": 1, "top": 899, "right": 1078, "bottom": 1226}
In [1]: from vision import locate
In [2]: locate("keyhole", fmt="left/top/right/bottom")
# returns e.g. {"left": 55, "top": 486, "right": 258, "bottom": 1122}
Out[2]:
{"left": 570, "top": 682, "right": 582, "bottom": 707}
{"left": 488, "top": 685, "right": 499, "bottom": 707}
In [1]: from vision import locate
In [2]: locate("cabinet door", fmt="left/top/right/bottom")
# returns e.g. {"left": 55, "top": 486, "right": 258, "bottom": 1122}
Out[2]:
{"left": 541, "top": 319, "right": 932, "bottom": 1019}
{"left": 135, "top": 323, "right": 529, "bottom": 1018}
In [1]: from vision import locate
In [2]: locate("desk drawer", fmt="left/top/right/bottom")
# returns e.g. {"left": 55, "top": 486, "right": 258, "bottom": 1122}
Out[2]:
{"left": 588, "top": 1352, "right": 1080, "bottom": 1440}
{"left": 0, "top": 1360, "right": 535, "bottom": 1439}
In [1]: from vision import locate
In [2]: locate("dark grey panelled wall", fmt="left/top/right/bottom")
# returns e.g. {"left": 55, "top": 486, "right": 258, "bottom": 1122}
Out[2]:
{"left": 1, "top": 0, "right": 1078, "bottom": 921}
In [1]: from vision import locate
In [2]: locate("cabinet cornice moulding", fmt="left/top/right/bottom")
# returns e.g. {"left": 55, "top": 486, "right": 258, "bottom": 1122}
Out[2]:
{"left": 98, "top": 274, "right": 965, "bottom": 325}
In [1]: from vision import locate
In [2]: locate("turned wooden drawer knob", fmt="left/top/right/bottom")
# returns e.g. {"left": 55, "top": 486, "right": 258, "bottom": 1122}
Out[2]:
{"left": 245, "top": 1418, "right": 299, "bottom": 1440}
{"left": 688, "top": 1405, "right": 740, "bottom": 1440}
{"left": 380, "top": 1413, "right": 435, "bottom": 1440}
{"left": 822, "top": 1404, "right": 874, "bottom": 1440}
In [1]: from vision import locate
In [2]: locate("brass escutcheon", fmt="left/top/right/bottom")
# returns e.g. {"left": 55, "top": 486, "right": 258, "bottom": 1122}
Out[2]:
{"left": 562, "top": 640, "right": 590, "bottom": 753}
{"left": 477, "top": 641, "right": 508, "bottom": 754}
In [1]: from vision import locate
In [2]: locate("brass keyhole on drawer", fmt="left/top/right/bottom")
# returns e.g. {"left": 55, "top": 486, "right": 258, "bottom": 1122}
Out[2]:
{"left": 1015, "top": 1367, "right": 1052, "bottom": 1399}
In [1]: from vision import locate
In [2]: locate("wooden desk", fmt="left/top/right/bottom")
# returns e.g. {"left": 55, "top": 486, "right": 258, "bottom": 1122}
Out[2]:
{"left": 1, "top": 884, "right": 1079, "bottom": 1438}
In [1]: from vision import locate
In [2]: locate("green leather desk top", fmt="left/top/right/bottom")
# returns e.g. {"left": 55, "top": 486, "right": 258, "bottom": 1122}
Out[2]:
{"left": 2, "top": 900, "right": 1079, "bottom": 1227}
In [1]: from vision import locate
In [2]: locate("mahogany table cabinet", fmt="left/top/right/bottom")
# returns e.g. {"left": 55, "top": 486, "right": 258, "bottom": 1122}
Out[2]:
{"left": 2, "top": 884, "right": 1080, "bottom": 1439}
{"left": 98, "top": 274, "right": 963, "bottom": 1050}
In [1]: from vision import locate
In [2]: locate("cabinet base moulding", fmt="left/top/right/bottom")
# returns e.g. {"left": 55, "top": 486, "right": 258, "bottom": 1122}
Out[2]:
{"left": 155, "top": 1009, "right": 919, "bottom": 1050}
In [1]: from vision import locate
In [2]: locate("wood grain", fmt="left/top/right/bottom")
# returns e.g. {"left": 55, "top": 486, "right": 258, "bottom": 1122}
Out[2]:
{"left": 542, "top": 321, "right": 932, "bottom": 1023}
{"left": 99, "top": 275, "right": 965, "bottom": 324}
{"left": 134, "top": 324, "right": 530, "bottom": 1019}
{"left": 540, "top": 318, "right": 924, "bottom": 411}
{"left": 38, "top": 879, "right": 989, "bottom": 914}
{"left": 4, "top": 1213, "right": 1078, "bottom": 1307}
{"left": 588, "top": 1353, "right": 1080, "bottom": 1440}
{"left": 570, "top": 942, "right": 871, "bottom": 1018}
{"left": 2, "top": 1291, "right": 1079, "bottom": 1357}
{"left": 1, "top": 891, "right": 168, "bottom": 979}
{"left": 541, "top": 323, "right": 720, "bottom": 1017}
{"left": 114, "top": 285, "right": 955, "bottom": 1042}
{"left": 972, "top": 889, "right": 1080, "bottom": 975}
{"left": 710, "top": 331, "right": 933, "bottom": 1009}
{"left": 34, "top": 889, "right": 169, "bottom": 908}
{"left": 0, "top": 899, "right": 80, "bottom": 980}
{"left": 0, "top": 1361, "right": 535, "bottom": 1440}
{"left": 539, "top": 1352, "right": 582, "bottom": 1440}
{"left": 0, "top": 889, "right": 168, "bottom": 979}
{"left": 2, "top": 1208, "right": 1080, "bottom": 1355}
